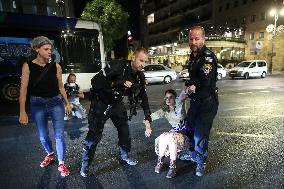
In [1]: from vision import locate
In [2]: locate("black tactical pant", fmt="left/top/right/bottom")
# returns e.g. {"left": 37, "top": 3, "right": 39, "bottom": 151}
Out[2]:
{"left": 186, "top": 95, "right": 219, "bottom": 165}
{"left": 81, "top": 99, "right": 131, "bottom": 170}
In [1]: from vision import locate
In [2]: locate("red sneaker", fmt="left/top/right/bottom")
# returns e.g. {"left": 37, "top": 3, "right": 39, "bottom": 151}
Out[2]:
{"left": 58, "top": 164, "right": 70, "bottom": 177}
{"left": 40, "top": 153, "right": 55, "bottom": 168}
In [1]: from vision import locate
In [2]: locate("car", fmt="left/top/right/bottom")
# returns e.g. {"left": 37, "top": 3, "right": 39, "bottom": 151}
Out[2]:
{"left": 143, "top": 64, "right": 177, "bottom": 84}
{"left": 179, "top": 69, "right": 190, "bottom": 81}
{"left": 228, "top": 60, "right": 267, "bottom": 79}
{"left": 217, "top": 64, "right": 227, "bottom": 79}
{"left": 178, "top": 63, "right": 226, "bottom": 81}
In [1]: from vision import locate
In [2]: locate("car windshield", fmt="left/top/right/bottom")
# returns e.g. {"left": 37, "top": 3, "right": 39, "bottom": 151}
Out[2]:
{"left": 237, "top": 61, "right": 251, "bottom": 67}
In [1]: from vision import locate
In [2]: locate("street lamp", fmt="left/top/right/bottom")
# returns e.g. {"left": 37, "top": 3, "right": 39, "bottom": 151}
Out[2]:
{"left": 266, "top": 7, "right": 284, "bottom": 74}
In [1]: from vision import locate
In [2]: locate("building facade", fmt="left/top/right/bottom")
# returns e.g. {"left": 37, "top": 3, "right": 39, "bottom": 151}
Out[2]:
{"left": 140, "top": 0, "right": 284, "bottom": 72}
{"left": 0, "top": 0, "right": 75, "bottom": 17}
{"left": 214, "top": 0, "right": 284, "bottom": 72}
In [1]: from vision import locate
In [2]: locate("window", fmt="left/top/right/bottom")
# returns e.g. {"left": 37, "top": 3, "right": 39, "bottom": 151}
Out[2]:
{"left": 147, "top": 13, "right": 155, "bottom": 24}
{"left": 260, "top": 12, "right": 266, "bottom": 20}
{"left": 257, "top": 61, "right": 266, "bottom": 67}
{"left": 249, "top": 62, "right": 256, "bottom": 68}
{"left": 234, "top": 1, "right": 239, "bottom": 7}
{"left": 153, "top": 65, "right": 165, "bottom": 71}
{"left": 242, "top": 16, "right": 246, "bottom": 24}
{"left": 259, "top": 32, "right": 264, "bottom": 39}
{"left": 249, "top": 32, "right": 254, "bottom": 40}
{"left": 250, "top": 15, "right": 256, "bottom": 22}
{"left": 226, "top": 3, "right": 230, "bottom": 10}
{"left": 219, "top": 6, "right": 222, "bottom": 12}
{"left": 47, "top": 6, "right": 56, "bottom": 16}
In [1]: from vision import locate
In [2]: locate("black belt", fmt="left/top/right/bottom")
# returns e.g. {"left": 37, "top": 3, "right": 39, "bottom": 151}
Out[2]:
{"left": 193, "top": 94, "right": 216, "bottom": 102}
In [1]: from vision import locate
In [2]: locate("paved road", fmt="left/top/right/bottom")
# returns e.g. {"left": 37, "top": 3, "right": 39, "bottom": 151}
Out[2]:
{"left": 0, "top": 74, "right": 284, "bottom": 189}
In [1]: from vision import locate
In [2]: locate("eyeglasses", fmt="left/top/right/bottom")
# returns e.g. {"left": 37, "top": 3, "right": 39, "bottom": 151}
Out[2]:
{"left": 164, "top": 95, "right": 175, "bottom": 100}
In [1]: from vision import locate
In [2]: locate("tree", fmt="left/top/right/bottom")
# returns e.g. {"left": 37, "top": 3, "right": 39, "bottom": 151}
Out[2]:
{"left": 81, "top": 0, "right": 129, "bottom": 52}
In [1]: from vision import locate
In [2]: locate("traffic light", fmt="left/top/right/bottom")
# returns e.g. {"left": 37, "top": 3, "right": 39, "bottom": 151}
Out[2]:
{"left": 127, "top": 30, "right": 133, "bottom": 43}
{"left": 127, "top": 35, "right": 133, "bottom": 42}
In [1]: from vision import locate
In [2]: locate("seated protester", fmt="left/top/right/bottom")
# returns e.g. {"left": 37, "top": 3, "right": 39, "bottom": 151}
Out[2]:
{"left": 64, "top": 73, "right": 86, "bottom": 120}
{"left": 144, "top": 88, "right": 190, "bottom": 179}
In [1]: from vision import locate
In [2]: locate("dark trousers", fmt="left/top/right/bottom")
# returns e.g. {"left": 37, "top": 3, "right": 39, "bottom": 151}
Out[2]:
{"left": 82, "top": 99, "right": 130, "bottom": 169}
{"left": 186, "top": 96, "right": 218, "bottom": 164}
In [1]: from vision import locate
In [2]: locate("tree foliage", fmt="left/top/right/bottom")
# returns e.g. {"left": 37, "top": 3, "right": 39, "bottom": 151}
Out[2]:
{"left": 81, "top": 0, "right": 129, "bottom": 51}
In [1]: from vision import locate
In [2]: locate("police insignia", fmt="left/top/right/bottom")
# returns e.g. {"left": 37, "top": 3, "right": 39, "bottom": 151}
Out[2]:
{"left": 201, "top": 64, "right": 212, "bottom": 75}
{"left": 205, "top": 57, "right": 213, "bottom": 62}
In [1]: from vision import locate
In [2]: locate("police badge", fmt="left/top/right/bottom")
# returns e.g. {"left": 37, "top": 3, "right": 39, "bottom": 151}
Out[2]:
{"left": 201, "top": 64, "right": 212, "bottom": 75}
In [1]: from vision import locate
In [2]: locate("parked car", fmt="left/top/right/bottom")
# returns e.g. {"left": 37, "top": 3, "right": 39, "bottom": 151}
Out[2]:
{"left": 217, "top": 64, "right": 227, "bottom": 79}
{"left": 179, "top": 63, "right": 226, "bottom": 81}
{"left": 228, "top": 60, "right": 267, "bottom": 79}
{"left": 179, "top": 69, "right": 189, "bottom": 81}
{"left": 143, "top": 64, "right": 177, "bottom": 84}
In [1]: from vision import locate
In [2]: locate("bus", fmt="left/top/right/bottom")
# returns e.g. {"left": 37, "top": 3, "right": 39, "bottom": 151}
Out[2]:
{"left": 0, "top": 12, "right": 105, "bottom": 102}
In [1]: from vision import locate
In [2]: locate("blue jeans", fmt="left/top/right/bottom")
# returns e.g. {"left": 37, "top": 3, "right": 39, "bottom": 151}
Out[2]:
{"left": 30, "top": 95, "right": 66, "bottom": 161}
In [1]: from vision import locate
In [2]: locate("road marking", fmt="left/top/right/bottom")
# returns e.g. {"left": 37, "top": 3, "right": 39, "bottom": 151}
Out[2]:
{"left": 223, "top": 107, "right": 250, "bottom": 111}
{"left": 223, "top": 102, "right": 281, "bottom": 111}
{"left": 219, "top": 115, "right": 257, "bottom": 119}
{"left": 259, "top": 90, "right": 271, "bottom": 93}
{"left": 216, "top": 131, "right": 274, "bottom": 139}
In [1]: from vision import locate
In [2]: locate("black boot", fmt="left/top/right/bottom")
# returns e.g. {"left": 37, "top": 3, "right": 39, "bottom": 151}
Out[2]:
{"left": 154, "top": 156, "right": 164, "bottom": 173}
{"left": 80, "top": 141, "right": 97, "bottom": 177}
{"left": 166, "top": 160, "right": 177, "bottom": 178}
{"left": 119, "top": 146, "right": 138, "bottom": 166}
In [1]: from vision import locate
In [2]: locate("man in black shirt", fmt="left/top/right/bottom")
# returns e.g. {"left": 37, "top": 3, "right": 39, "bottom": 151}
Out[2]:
{"left": 180, "top": 26, "right": 219, "bottom": 177}
{"left": 80, "top": 48, "right": 152, "bottom": 177}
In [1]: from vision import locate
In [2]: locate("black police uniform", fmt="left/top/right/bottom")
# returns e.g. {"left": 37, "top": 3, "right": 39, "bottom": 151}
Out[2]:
{"left": 81, "top": 59, "right": 151, "bottom": 174}
{"left": 186, "top": 45, "right": 219, "bottom": 165}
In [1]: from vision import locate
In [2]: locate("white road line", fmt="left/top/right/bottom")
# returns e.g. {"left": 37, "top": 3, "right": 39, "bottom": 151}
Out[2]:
{"left": 216, "top": 131, "right": 274, "bottom": 139}
{"left": 259, "top": 91, "right": 271, "bottom": 93}
{"left": 219, "top": 115, "right": 257, "bottom": 119}
{"left": 219, "top": 114, "right": 284, "bottom": 119}
{"left": 223, "top": 102, "right": 281, "bottom": 111}
{"left": 223, "top": 107, "right": 250, "bottom": 111}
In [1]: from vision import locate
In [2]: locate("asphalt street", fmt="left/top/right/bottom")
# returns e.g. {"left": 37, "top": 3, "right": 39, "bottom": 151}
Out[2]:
{"left": 0, "top": 74, "right": 284, "bottom": 189}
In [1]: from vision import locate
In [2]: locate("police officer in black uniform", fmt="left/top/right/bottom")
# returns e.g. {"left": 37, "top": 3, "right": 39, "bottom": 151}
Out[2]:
{"left": 179, "top": 26, "right": 219, "bottom": 177}
{"left": 80, "top": 48, "right": 152, "bottom": 177}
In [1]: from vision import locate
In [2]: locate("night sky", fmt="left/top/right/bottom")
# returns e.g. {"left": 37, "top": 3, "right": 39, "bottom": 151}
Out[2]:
{"left": 116, "top": 0, "right": 140, "bottom": 40}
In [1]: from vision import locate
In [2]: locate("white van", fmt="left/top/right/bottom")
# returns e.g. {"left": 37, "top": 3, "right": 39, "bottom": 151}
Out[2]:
{"left": 229, "top": 60, "right": 267, "bottom": 79}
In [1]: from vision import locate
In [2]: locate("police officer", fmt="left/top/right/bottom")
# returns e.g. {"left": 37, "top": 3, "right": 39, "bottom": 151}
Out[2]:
{"left": 80, "top": 47, "right": 152, "bottom": 177}
{"left": 179, "top": 26, "right": 219, "bottom": 177}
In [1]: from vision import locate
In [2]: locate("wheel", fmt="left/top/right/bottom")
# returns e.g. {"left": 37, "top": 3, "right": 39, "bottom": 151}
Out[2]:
{"left": 244, "top": 73, "right": 249, "bottom": 79}
{"left": 261, "top": 72, "right": 266, "bottom": 78}
{"left": 217, "top": 73, "right": 222, "bottom": 80}
{"left": 164, "top": 76, "right": 172, "bottom": 84}
{"left": 0, "top": 78, "right": 20, "bottom": 103}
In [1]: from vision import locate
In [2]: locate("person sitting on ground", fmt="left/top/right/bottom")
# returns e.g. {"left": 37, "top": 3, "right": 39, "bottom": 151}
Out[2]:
{"left": 144, "top": 88, "right": 190, "bottom": 178}
{"left": 64, "top": 73, "right": 87, "bottom": 120}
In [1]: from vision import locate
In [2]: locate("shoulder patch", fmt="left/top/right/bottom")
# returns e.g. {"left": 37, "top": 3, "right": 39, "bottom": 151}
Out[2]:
{"left": 205, "top": 56, "right": 213, "bottom": 63}
{"left": 201, "top": 64, "right": 212, "bottom": 75}
{"left": 204, "top": 49, "right": 211, "bottom": 55}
